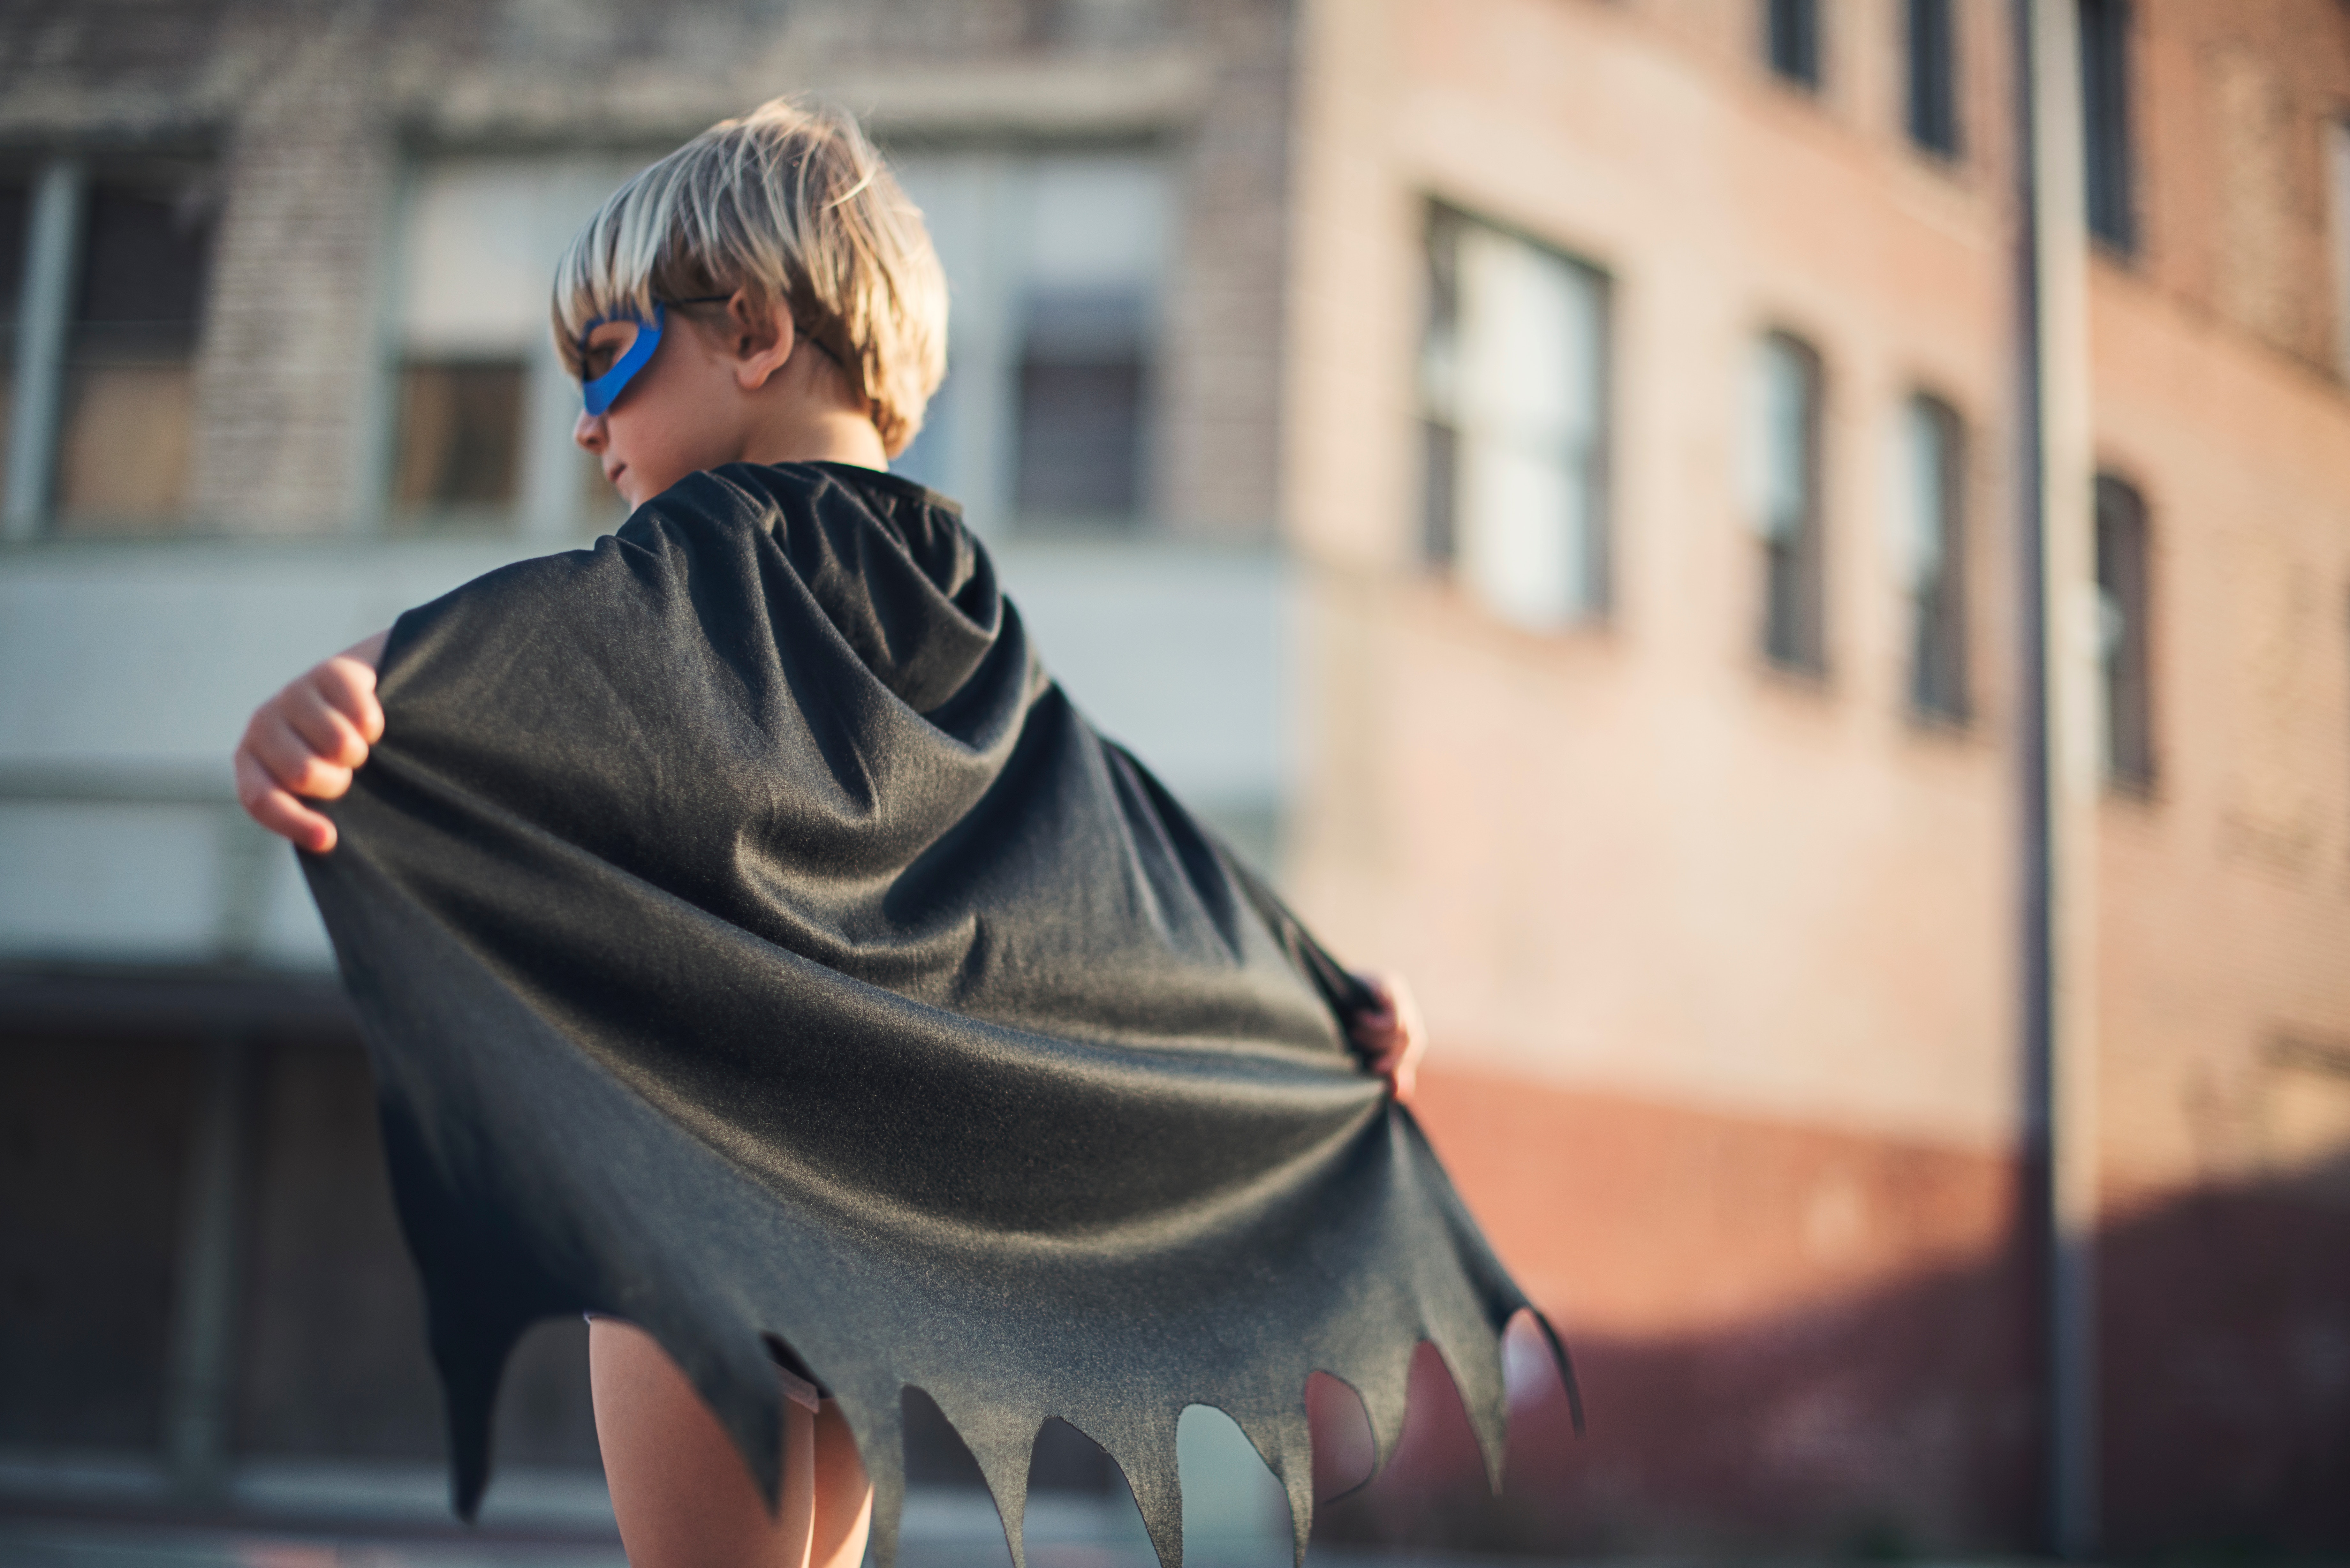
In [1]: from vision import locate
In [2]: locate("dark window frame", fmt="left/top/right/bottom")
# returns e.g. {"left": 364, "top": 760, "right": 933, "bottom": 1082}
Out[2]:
{"left": 1757, "top": 330, "right": 1828, "bottom": 677}
{"left": 2095, "top": 473, "right": 2155, "bottom": 789}
{"left": 1765, "top": 0, "right": 1823, "bottom": 91}
{"left": 1009, "top": 283, "right": 1154, "bottom": 531}
{"left": 1422, "top": 202, "right": 1463, "bottom": 570}
{"left": 1905, "top": 0, "right": 1961, "bottom": 159}
{"left": 0, "top": 174, "right": 29, "bottom": 508}
{"left": 1906, "top": 393, "right": 1969, "bottom": 722}
{"left": 0, "top": 177, "right": 28, "bottom": 336}
{"left": 2080, "top": 0, "right": 2135, "bottom": 252}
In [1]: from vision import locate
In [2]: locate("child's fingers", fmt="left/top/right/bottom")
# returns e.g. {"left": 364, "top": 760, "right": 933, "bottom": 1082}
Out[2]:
{"left": 310, "top": 655, "right": 386, "bottom": 744}
{"left": 282, "top": 680, "right": 374, "bottom": 769}
{"left": 235, "top": 750, "right": 338, "bottom": 853}
{"left": 246, "top": 710, "right": 356, "bottom": 800}
{"left": 1344, "top": 970, "right": 1425, "bottom": 1102}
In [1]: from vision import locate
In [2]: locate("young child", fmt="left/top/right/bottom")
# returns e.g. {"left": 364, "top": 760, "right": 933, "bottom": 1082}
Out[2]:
{"left": 235, "top": 98, "right": 1428, "bottom": 1568}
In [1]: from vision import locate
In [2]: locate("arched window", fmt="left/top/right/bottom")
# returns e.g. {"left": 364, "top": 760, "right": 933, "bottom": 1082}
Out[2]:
{"left": 1900, "top": 394, "right": 1967, "bottom": 720}
{"left": 2095, "top": 473, "right": 2154, "bottom": 786}
{"left": 1749, "top": 331, "right": 1827, "bottom": 675}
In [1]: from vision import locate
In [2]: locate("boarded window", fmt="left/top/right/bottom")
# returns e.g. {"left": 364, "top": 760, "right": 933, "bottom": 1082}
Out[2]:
{"left": 1421, "top": 204, "right": 1611, "bottom": 631}
{"left": 2095, "top": 473, "right": 2154, "bottom": 787}
{"left": 53, "top": 172, "right": 216, "bottom": 533}
{"left": 390, "top": 361, "right": 527, "bottom": 510}
{"left": 1750, "top": 332, "right": 1827, "bottom": 674}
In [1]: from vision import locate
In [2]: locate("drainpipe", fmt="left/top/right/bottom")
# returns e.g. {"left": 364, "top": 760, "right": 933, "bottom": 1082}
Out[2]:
{"left": 2013, "top": 0, "right": 2099, "bottom": 1557}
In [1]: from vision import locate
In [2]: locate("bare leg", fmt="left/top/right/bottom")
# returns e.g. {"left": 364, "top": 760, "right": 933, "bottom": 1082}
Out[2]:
{"left": 590, "top": 1318, "right": 872, "bottom": 1568}
{"left": 811, "top": 1398, "right": 875, "bottom": 1568}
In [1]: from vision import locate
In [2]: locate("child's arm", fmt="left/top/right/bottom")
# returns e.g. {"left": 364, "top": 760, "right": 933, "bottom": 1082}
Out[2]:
{"left": 1348, "top": 972, "right": 1426, "bottom": 1105}
{"left": 233, "top": 630, "right": 388, "bottom": 855}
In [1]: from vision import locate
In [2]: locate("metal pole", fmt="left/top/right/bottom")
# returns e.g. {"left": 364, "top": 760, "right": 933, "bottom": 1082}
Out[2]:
{"left": 2014, "top": 0, "right": 2099, "bottom": 1556}
{"left": 3, "top": 157, "right": 84, "bottom": 539}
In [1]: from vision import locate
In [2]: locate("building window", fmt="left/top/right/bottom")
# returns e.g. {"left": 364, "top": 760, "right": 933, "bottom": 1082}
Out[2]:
{"left": 1906, "top": 0, "right": 1960, "bottom": 158}
{"left": 1420, "top": 204, "right": 1610, "bottom": 631}
{"left": 2080, "top": 0, "right": 2134, "bottom": 251}
{"left": 388, "top": 156, "right": 636, "bottom": 534}
{"left": 1009, "top": 159, "right": 1165, "bottom": 527}
{"left": 1013, "top": 293, "right": 1147, "bottom": 522}
{"left": 1899, "top": 395, "right": 1967, "bottom": 720}
{"left": 57, "top": 176, "right": 215, "bottom": 531}
{"left": 2095, "top": 474, "right": 2153, "bottom": 787}
{"left": 390, "top": 361, "right": 526, "bottom": 511}
{"left": 1749, "top": 332, "right": 1826, "bottom": 674}
{"left": 0, "top": 159, "right": 217, "bottom": 538}
{"left": 893, "top": 152, "right": 1167, "bottom": 534}
{"left": 1006, "top": 160, "right": 1165, "bottom": 531}
{"left": 1765, "top": 0, "right": 1822, "bottom": 90}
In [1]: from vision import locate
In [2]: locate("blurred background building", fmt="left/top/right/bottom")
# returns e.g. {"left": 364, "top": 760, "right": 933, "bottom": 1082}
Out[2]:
{"left": 2, "top": 0, "right": 2346, "bottom": 1562}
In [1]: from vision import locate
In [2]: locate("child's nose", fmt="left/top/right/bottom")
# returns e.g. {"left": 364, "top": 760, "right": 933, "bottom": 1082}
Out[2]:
{"left": 573, "top": 410, "right": 605, "bottom": 451}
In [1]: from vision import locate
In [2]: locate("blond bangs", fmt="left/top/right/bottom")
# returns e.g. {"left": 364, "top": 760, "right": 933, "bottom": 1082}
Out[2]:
{"left": 549, "top": 98, "right": 949, "bottom": 457}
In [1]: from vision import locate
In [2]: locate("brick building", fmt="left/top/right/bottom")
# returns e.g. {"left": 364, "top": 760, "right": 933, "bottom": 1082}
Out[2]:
{"left": 1282, "top": 0, "right": 2350, "bottom": 1557}
{"left": 2, "top": 0, "right": 2346, "bottom": 1560}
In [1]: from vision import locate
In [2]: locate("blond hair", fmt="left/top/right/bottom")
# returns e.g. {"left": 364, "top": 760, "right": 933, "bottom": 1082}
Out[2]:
{"left": 552, "top": 97, "right": 947, "bottom": 457}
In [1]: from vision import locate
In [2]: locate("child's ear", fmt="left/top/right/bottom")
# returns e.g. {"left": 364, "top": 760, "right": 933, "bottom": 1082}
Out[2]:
{"left": 727, "top": 292, "right": 798, "bottom": 391}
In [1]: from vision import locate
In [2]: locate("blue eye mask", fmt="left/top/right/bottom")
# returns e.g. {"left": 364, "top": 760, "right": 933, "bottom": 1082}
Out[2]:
{"left": 578, "top": 300, "right": 666, "bottom": 418}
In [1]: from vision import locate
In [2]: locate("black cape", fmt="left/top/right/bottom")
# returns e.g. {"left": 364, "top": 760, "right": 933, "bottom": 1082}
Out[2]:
{"left": 301, "top": 461, "right": 1573, "bottom": 1568}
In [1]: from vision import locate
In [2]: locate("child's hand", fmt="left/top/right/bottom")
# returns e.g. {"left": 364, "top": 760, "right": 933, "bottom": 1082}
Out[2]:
{"left": 1348, "top": 971, "right": 1426, "bottom": 1105}
{"left": 233, "top": 631, "right": 389, "bottom": 855}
